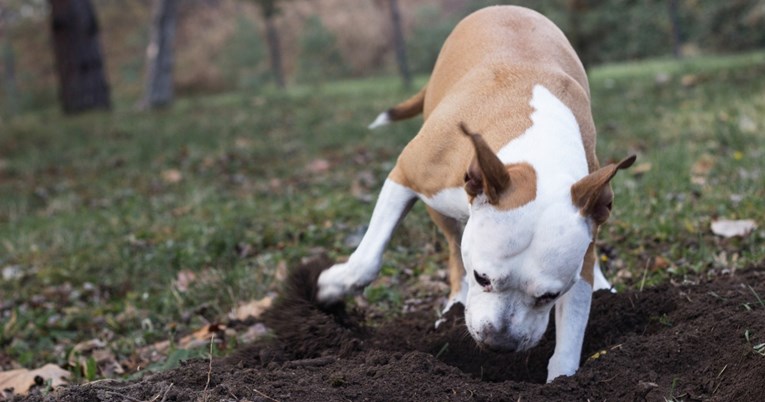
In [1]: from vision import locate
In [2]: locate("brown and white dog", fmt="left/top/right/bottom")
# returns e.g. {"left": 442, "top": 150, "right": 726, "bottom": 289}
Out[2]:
{"left": 317, "top": 6, "right": 635, "bottom": 382}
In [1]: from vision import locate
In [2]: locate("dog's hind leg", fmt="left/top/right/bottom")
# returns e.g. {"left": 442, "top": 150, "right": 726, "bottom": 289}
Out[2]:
{"left": 317, "top": 179, "right": 417, "bottom": 304}
{"left": 426, "top": 206, "right": 467, "bottom": 315}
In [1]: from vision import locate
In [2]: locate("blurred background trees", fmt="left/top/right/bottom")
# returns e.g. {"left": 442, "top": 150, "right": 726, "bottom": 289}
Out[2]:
{"left": 140, "top": 0, "right": 179, "bottom": 109}
{"left": 0, "top": 0, "right": 763, "bottom": 116}
{"left": 49, "top": 0, "right": 111, "bottom": 113}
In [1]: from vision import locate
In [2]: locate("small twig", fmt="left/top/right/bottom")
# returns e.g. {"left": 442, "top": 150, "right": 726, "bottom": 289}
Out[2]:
{"left": 639, "top": 259, "right": 650, "bottom": 292}
{"left": 748, "top": 285, "right": 764, "bottom": 307}
{"left": 159, "top": 383, "right": 174, "bottom": 402}
{"left": 282, "top": 356, "right": 335, "bottom": 368}
{"left": 103, "top": 391, "right": 143, "bottom": 402}
{"left": 253, "top": 387, "right": 280, "bottom": 402}
{"left": 202, "top": 334, "right": 215, "bottom": 401}
{"left": 435, "top": 342, "right": 449, "bottom": 359}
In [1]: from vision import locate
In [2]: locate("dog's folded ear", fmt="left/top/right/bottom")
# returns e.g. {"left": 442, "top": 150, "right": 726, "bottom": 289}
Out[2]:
{"left": 460, "top": 122, "right": 511, "bottom": 204}
{"left": 571, "top": 155, "right": 636, "bottom": 225}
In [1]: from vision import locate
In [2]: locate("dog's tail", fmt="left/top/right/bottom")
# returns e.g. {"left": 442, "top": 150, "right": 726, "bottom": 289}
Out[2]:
{"left": 368, "top": 85, "right": 426, "bottom": 129}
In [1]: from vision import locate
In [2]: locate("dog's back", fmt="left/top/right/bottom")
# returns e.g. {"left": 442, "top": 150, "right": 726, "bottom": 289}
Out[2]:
{"left": 388, "top": 6, "right": 598, "bottom": 199}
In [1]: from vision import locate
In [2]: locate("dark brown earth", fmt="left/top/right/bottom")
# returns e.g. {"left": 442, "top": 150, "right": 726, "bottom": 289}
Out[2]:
{"left": 18, "top": 257, "right": 765, "bottom": 401}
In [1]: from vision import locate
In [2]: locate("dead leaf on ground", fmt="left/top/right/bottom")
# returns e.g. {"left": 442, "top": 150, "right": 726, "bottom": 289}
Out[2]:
{"left": 161, "top": 169, "right": 183, "bottom": 184}
{"left": 238, "top": 323, "right": 269, "bottom": 344}
{"left": 691, "top": 154, "right": 716, "bottom": 185}
{"left": 0, "top": 364, "right": 70, "bottom": 396}
{"left": 306, "top": 158, "right": 331, "bottom": 174}
{"left": 631, "top": 162, "right": 652, "bottom": 176}
{"left": 681, "top": 74, "right": 701, "bottom": 87}
{"left": 738, "top": 115, "right": 757, "bottom": 133}
{"left": 68, "top": 339, "right": 124, "bottom": 379}
{"left": 178, "top": 323, "right": 226, "bottom": 349}
{"left": 135, "top": 323, "right": 227, "bottom": 367}
{"left": 711, "top": 219, "right": 757, "bottom": 238}
{"left": 652, "top": 256, "right": 671, "bottom": 270}
{"left": 691, "top": 154, "right": 716, "bottom": 176}
{"left": 228, "top": 295, "right": 274, "bottom": 321}
{"left": 173, "top": 270, "right": 196, "bottom": 293}
{"left": 274, "top": 260, "right": 288, "bottom": 283}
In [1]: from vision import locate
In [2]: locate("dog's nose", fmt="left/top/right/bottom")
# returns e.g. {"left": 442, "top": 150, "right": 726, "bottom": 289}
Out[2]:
{"left": 477, "top": 324, "right": 518, "bottom": 352}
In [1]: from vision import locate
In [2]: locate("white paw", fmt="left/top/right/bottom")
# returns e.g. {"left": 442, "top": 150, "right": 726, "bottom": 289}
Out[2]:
{"left": 546, "top": 355, "right": 578, "bottom": 383}
{"left": 316, "top": 262, "right": 351, "bottom": 304}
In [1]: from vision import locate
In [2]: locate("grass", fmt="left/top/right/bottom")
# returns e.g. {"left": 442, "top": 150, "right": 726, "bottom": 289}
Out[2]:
{"left": 1, "top": 51, "right": 764, "bottom": 376}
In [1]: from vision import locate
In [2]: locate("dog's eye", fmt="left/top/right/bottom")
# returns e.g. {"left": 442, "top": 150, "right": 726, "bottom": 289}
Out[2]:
{"left": 473, "top": 271, "right": 491, "bottom": 287}
{"left": 535, "top": 292, "right": 560, "bottom": 306}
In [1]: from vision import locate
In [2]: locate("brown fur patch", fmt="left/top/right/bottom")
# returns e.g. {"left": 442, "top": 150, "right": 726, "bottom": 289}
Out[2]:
{"left": 581, "top": 241, "right": 596, "bottom": 286}
{"left": 388, "top": 6, "right": 598, "bottom": 197}
{"left": 571, "top": 155, "right": 636, "bottom": 224}
{"left": 387, "top": 86, "right": 426, "bottom": 121}
{"left": 496, "top": 162, "right": 537, "bottom": 210}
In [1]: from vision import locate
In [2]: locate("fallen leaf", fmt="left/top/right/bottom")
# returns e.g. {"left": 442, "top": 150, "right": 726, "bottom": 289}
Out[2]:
{"left": 691, "top": 154, "right": 716, "bottom": 176}
{"left": 238, "top": 323, "right": 269, "bottom": 344}
{"left": 177, "top": 323, "right": 226, "bottom": 349}
{"left": 652, "top": 256, "right": 671, "bottom": 270}
{"left": 631, "top": 162, "right": 652, "bottom": 176}
{"left": 173, "top": 270, "right": 196, "bottom": 293}
{"left": 711, "top": 219, "right": 757, "bottom": 238}
{"left": 68, "top": 339, "right": 124, "bottom": 379}
{"left": 0, "top": 364, "right": 70, "bottom": 396}
{"left": 234, "top": 137, "right": 253, "bottom": 149}
{"left": 681, "top": 74, "right": 699, "bottom": 87}
{"left": 161, "top": 169, "right": 183, "bottom": 184}
{"left": 738, "top": 115, "right": 757, "bottom": 133}
{"left": 228, "top": 295, "right": 274, "bottom": 321}
{"left": 306, "top": 158, "right": 331, "bottom": 173}
{"left": 274, "top": 260, "right": 288, "bottom": 283}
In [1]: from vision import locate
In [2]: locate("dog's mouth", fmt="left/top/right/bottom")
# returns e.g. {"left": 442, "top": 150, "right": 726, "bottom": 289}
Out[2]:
{"left": 467, "top": 322, "right": 539, "bottom": 353}
{"left": 475, "top": 337, "right": 537, "bottom": 353}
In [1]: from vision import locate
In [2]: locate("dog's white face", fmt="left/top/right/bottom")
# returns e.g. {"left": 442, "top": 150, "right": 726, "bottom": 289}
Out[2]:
{"left": 461, "top": 194, "right": 592, "bottom": 352}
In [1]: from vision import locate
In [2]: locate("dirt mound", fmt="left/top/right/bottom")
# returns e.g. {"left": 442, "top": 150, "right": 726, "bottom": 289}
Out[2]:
{"left": 17, "top": 262, "right": 765, "bottom": 402}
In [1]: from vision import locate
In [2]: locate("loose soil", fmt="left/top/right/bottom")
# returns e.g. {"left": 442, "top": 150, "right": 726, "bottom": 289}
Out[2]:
{"left": 18, "top": 257, "right": 765, "bottom": 401}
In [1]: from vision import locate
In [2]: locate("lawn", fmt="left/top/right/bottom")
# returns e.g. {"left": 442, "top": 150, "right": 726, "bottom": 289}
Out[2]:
{"left": 1, "top": 51, "right": 763, "bottom": 379}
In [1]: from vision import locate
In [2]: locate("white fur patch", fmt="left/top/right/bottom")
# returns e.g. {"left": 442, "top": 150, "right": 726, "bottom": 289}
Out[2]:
{"left": 421, "top": 187, "right": 470, "bottom": 221}
{"left": 497, "top": 85, "right": 589, "bottom": 196}
{"left": 368, "top": 111, "right": 391, "bottom": 129}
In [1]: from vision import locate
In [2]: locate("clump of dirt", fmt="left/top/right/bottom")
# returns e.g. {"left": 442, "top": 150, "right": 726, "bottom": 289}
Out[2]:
{"left": 259, "top": 254, "right": 366, "bottom": 359}
{"left": 16, "top": 262, "right": 765, "bottom": 402}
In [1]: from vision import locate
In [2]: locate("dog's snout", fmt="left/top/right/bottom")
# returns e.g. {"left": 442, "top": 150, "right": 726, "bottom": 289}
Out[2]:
{"left": 477, "top": 323, "right": 518, "bottom": 352}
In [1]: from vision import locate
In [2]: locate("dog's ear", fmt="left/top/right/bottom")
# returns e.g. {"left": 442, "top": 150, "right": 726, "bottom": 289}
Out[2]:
{"left": 571, "top": 155, "right": 636, "bottom": 225}
{"left": 460, "top": 122, "right": 510, "bottom": 204}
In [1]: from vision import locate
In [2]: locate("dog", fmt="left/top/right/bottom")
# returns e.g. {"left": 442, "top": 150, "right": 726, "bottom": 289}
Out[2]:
{"left": 316, "top": 5, "right": 635, "bottom": 382}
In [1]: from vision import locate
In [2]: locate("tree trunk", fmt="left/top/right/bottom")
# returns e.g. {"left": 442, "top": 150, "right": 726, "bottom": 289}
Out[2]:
{"left": 141, "top": 0, "right": 178, "bottom": 109}
{"left": 2, "top": 38, "right": 18, "bottom": 117}
{"left": 264, "top": 15, "right": 285, "bottom": 89}
{"left": 49, "top": 0, "right": 111, "bottom": 114}
{"left": 668, "top": 0, "right": 683, "bottom": 58}
{"left": 388, "top": 0, "right": 411, "bottom": 89}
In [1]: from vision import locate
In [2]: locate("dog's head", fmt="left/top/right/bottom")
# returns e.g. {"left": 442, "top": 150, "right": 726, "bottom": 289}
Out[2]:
{"left": 459, "top": 123, "right": 634, "bottom": 352}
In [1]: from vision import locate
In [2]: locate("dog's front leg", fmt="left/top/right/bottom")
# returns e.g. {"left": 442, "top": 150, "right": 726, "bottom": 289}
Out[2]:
{"left": 546, "top": 277, "right": 592, "bottom": 382}
{"left": 317, "top": 179, "right": 417, "bottom": 304}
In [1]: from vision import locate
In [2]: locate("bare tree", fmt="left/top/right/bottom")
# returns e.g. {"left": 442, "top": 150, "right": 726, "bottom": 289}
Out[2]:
{"left": 0, "top": 5, "right": 19, "bottom": 117}
{"left": 141, "top": 0, "right": 179, "bottom": 109}
{"left": 250, "top": 0, "right": 286, "bottom": 89}
{"left": 49, "top": 0, "right": 111, "bottom": 114}
{"left": 387, "top": 0, "right": 411, "bottom": 89}
{"left": 668, "top": 0, "right": 683, "bottom": 58}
